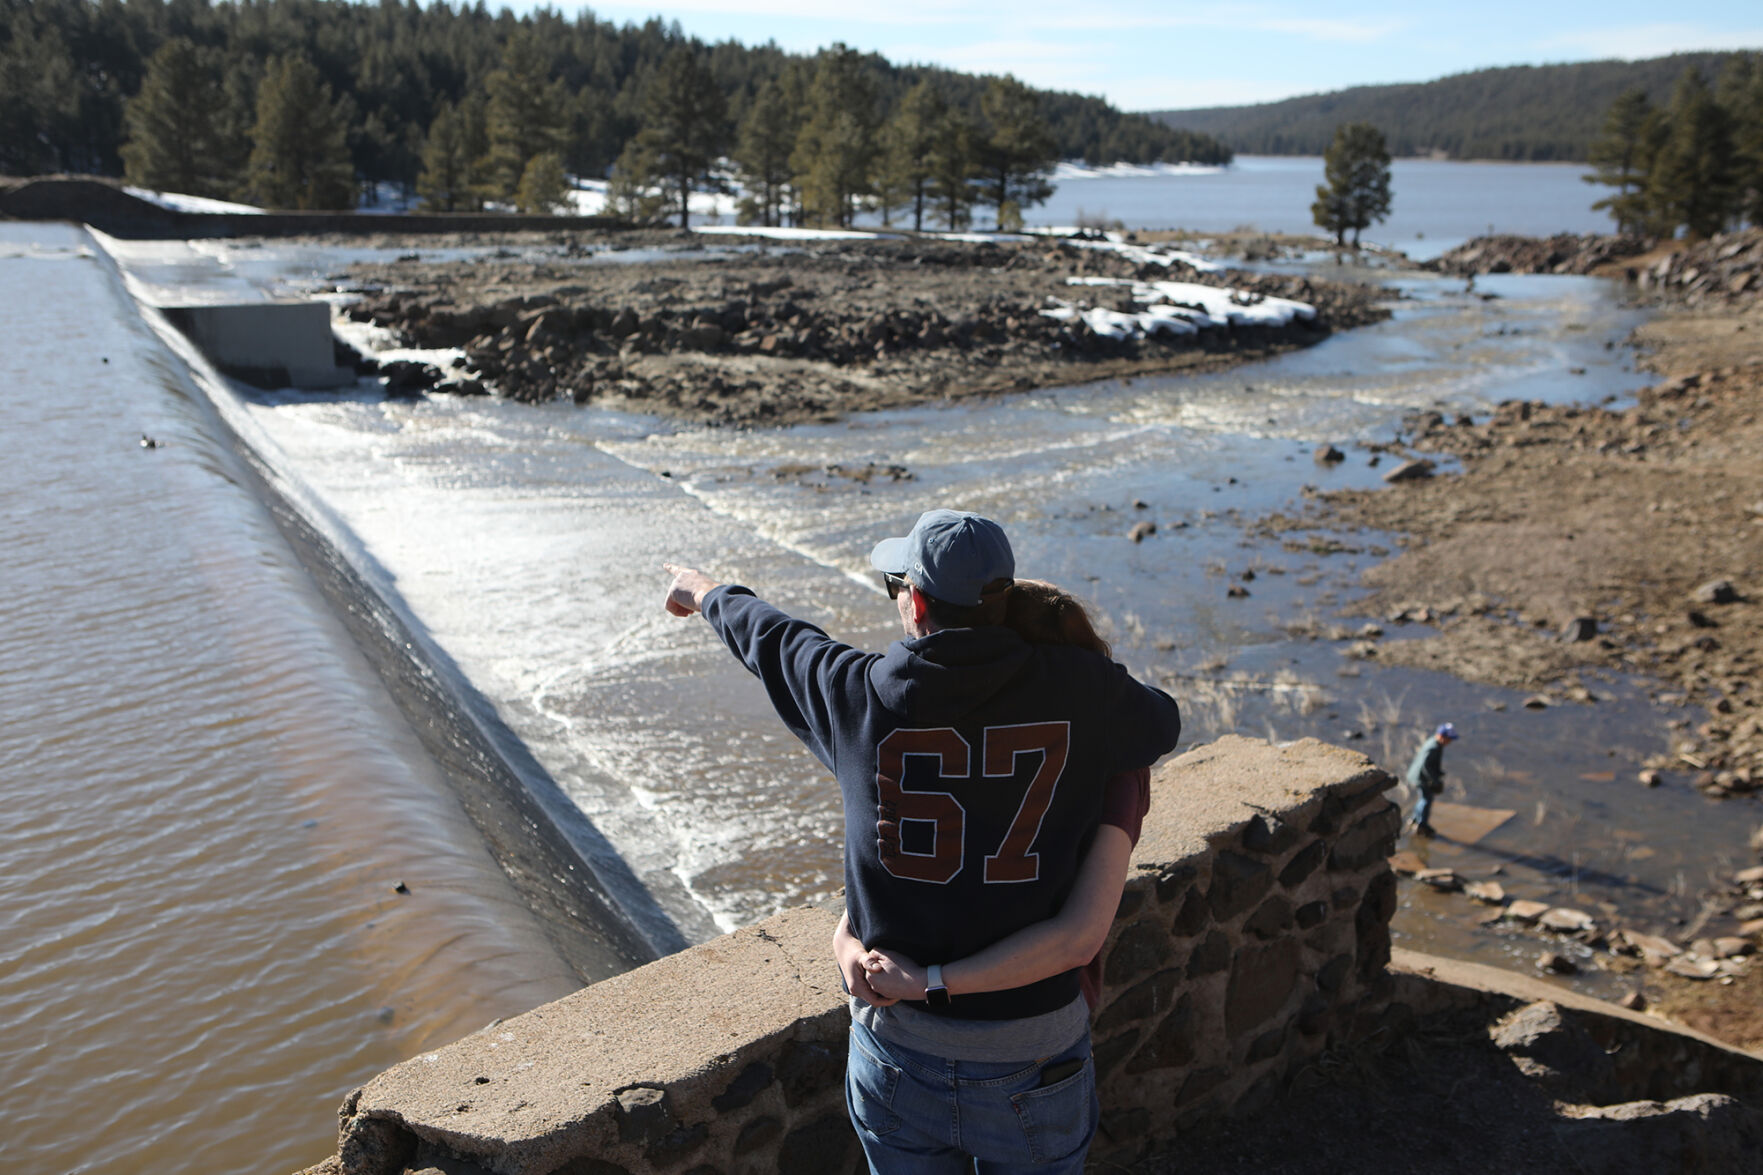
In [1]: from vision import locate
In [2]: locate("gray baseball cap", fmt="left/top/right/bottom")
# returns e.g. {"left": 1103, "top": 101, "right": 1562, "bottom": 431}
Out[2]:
{"left": 870, "top": 509, "right": 1015, "bottom": 607}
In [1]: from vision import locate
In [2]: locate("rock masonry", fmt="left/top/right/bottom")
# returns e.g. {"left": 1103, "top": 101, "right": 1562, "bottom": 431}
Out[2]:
{"left": 302, "top": 735, "right": 1400, "bottom": 1175}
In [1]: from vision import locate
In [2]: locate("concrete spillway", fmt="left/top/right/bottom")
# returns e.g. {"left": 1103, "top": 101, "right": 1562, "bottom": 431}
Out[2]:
{"left": 161, "top": 302, "right": 353, "bottom": 390}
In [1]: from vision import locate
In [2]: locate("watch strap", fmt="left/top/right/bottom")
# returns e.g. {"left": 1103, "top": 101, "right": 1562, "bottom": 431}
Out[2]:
{"left": 925, "top": 963, "right": 950, "bottom": 1006}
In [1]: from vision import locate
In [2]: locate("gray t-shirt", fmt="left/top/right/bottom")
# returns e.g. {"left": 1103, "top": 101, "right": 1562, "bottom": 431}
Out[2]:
{"left": 850, "top": 993, "right": 1089, "bottom": 1062}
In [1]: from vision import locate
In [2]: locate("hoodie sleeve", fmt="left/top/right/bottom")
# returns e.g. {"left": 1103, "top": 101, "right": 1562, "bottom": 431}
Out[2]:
{"left": 700, "top": 585, "right": 873, "bottom": 773}
{"left": 1105, "top": 661, "right": 1182, "bottom": 771}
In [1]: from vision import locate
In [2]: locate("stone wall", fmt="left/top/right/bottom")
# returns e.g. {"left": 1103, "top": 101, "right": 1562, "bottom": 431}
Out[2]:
{"left": 1086, "top": 735, "right": 1397, "bottom": 1155}
{"left": 309, "top": 735, "right": 1401, "bottom": 1175}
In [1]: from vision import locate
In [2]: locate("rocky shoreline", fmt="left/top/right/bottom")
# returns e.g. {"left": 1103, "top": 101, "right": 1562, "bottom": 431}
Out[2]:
{"left": 1430, "top": 227, "right": 1763, "bottom": 310}
{"left": 334, "top": 231, "right": 1388, "bottom": 425}
{"left": 1261, "top": 312, "right": 1762, "bottom": 790}
{"left": 1265, "top": 230, "right": 1763, "bottom": 1048}
{"left": 1428, "top": 232, "right": 1653, "bottom": 277}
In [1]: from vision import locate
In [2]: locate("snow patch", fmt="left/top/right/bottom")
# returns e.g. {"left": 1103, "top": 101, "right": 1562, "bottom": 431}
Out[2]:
{"left": 1042, "top": 276, "right": 1313, "bottom": 339}
{"left": 123, "top": 186, "right": 263, "bottom": 215}
{"left": 1051, "top": 160, "right": 1227, "bottom": 182}
{"left": 692, "top": 224, "right": 884, "bottom": 241}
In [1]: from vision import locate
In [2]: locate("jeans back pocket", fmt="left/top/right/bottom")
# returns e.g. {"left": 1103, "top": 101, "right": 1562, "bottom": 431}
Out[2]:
{"left": 1009, "top": 1054, "right": 1096, "bottom": 1164}
{"left": 846, "top": 1032, "right": 904, "bottom": 1138}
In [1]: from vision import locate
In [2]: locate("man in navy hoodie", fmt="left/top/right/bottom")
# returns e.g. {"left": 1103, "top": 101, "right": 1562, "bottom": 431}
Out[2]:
{"left": 663, "top": 509, "right": 1180, "bottom": 1174}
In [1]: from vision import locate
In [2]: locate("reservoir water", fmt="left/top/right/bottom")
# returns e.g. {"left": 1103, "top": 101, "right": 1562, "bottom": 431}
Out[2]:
{"left": 0, "top": 225, "right": 577, "bottom": 1174}
{"left": 5, "top": 161, "right": 1744, "bottom": 1171}
{"left": 1035, "top": 156, "right": 1615, "bottom": 258}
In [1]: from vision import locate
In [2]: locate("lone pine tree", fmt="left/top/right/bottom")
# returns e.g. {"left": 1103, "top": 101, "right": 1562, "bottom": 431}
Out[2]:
{"left": 1312, "top": 121, "right": 1392, "bottom": 247}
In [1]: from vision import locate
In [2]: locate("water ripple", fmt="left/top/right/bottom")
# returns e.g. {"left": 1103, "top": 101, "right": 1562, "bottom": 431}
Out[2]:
{"left": 2, "top": 223, "right": 581, "bottom": 1174}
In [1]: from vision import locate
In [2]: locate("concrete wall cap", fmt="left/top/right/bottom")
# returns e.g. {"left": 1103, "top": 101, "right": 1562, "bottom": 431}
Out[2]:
{"left": 351, "top": 907, "right": 846, "bottom": 1174}
{"left": 1135, "top": 735, "right": 1391, "bottom": 868}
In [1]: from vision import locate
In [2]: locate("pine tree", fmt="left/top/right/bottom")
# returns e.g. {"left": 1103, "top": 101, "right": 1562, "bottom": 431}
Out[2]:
{"left": 416, "top": 103, "right": 473, "bottom": 211}
{"left": 0, "top": 12, "right": 83, "bottom": 174}
{"left": 515, "top": 150, "right": 570, "bottom": 213}
{"left": 1717, "top": 54, "right": 1763, "bottom": 227}
{"left": 211, "top": 58, "right": 262, "bottom": 195}
{"left": 1646, "top": 67, "right": 1736, "bottom": 239}
{"left": 878, "top": 80, "right": 945, "bottom": 231}
{"left": 483, "top": 31, "right": 569, "bottom": 201}
{"left": 733, "top": 77, "right": 798, "bottom": 227}
{"left": 606, "top": 134, "right": 670, "bottom": 224}
{"left": 1311, "top": 122, "right": 1392, "bottom": 247}
{"left": 1583, "top": 89, "right": 1660, "bottom": 235}
{"left": 928, "top": 107, "right": 977, "bottom": 231}
{"left": 120, "top": 38, "right": 228, "bottom": 198}
{"left": 245, "top": 54, "right": 356, "bottom": 210}
{"left": 624, "top": 45, "right": 726, "bottom": 228}
{"left": 790, "top": 45, "right": 878, "bottom": 227}
{"left": 977, "top": 76, "right": 1056, "bottom": 231}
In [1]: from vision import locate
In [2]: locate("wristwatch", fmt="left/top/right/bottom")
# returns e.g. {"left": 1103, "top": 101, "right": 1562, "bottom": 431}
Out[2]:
{"left": 925, "top": 963, "right": 951, "bottom": 1007}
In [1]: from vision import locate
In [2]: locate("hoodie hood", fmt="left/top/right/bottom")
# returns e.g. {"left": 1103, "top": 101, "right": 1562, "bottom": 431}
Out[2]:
{"left": 868, "top": 625, "right": 1034, "bottom": 723}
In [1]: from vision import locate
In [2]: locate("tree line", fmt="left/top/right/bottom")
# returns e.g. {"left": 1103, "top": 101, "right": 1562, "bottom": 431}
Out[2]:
{"left": 1584, "top": 59, "right": 1763, "bottom": 239}
{"left": 1145, "top": 52, "right": 1748, "bottom": 162}
{"left": 1, "top": 0, "right": 1231, "bottom": 220}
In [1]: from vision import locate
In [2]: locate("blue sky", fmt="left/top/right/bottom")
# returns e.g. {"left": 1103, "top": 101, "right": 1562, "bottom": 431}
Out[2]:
{"left": 507, "top": 1, "right": 1763, "bottom": 111}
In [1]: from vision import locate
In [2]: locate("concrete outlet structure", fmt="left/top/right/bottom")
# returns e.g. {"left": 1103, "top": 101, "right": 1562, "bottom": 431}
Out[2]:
{"left": 163, "top": 302, "right": 353, "bottom": 390}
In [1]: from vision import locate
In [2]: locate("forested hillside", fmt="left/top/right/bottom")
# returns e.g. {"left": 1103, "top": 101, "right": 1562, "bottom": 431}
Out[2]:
{"left": 1147, "top": 53, "right": 1745, "bottom": 160}
{"left": 0, "top": 0, "right": 1228, "bottom": 193}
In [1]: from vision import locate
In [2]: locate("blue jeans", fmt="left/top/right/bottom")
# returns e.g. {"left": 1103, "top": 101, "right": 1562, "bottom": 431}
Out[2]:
{"left": 1413, "top": 787, "right": 1437, "bottom": 828}
{"left": 844, "top": 1017, "right": 1098, "bottom": 1174}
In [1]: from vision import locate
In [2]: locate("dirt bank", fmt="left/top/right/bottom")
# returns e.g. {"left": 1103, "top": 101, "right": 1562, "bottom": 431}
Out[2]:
{"left": 1259, "top": 233, "right": 1763, "bottom": 1049}
{"left": 335, "top": 231, "right": 1389, "bottom": 425}
{"left": 1260, "top": 304, "right": 1762, "bottom": 790}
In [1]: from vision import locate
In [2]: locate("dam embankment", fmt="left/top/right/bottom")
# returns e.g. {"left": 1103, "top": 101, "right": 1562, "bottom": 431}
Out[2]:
{"left": 90, "top": 225, "right": 680, "bottom": 980}
{"left": 0, "top": 177, "right": 623, "bottom": 239}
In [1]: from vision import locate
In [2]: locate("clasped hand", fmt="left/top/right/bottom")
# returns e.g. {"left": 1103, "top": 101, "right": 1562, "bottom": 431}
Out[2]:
{"left": 833, "top": 913, "right": 931, "bottom": 1006}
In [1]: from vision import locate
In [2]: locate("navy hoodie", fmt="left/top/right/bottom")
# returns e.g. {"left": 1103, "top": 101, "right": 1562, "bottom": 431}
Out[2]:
{"left": 702, "top": 585, "right": 1181, "bottom": 1020}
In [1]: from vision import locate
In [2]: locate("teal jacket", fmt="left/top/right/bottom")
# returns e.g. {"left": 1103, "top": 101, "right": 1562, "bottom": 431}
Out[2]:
{"left": 1406, "top": 735, "right": 1447, "bottom": 794}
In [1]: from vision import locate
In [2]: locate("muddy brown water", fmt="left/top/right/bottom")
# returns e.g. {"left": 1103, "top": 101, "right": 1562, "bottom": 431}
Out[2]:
{"left": 0, "top": 225, "right": 579, "bottom": 1174}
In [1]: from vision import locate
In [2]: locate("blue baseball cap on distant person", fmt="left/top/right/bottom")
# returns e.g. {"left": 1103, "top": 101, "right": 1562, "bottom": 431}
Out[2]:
{"left": 1437, "top": 723, "right": 1459, "bottom": 740}
{"left": 870, "top": 509, "right": 1015, "bottom": 607}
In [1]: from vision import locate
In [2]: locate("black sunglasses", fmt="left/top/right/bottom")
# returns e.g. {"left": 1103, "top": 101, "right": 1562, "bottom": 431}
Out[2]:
{"left": 881, "top": 573, "right": 909, "bottom": 599}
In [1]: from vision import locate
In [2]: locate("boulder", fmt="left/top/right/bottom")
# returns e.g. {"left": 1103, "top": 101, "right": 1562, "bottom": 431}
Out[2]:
{"left": 1464, "top": 880, "right": 1506, "bottom": 905}
{"left": 1381, "top": 458, "right": 1435, "bottom": 483}
{"left": 1693, "top": 579, "right": 1740, "bottom": 605}
{"left": 607, "top": 307, "right": 640, "bottom": 338}
{"left": 1552, "top": 1093, "right": 1763, "bottom": 1175}
{"left": 1313, "top": 443, "right": 1345, "bottom": 465}
{"left": 1560, "top": 616, "right": 1598, "bottom": 642}
{"left": 1614, "top": 930, "right": 1681, "bottom": 964}
{"left": 1490, "top": 1001, "right": 1609, "bottom": 1097}
{"left": 380, "top": 360, "right": 442, "bottom": 398}
{"left": 1388, "top": 851, "right": 1426, "bottom": 876}
{"left": 1538, "top": 951, "right": 1578, "bottom": 974}
{"left": 1539, "top": 907, "right": 1596, "bottom": 933}
{"left": 1663, "top": 955, "right": 1720, "bottom": 980}
{"left": 1414, "top": 868, "right": 1460, "bottom": 891}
